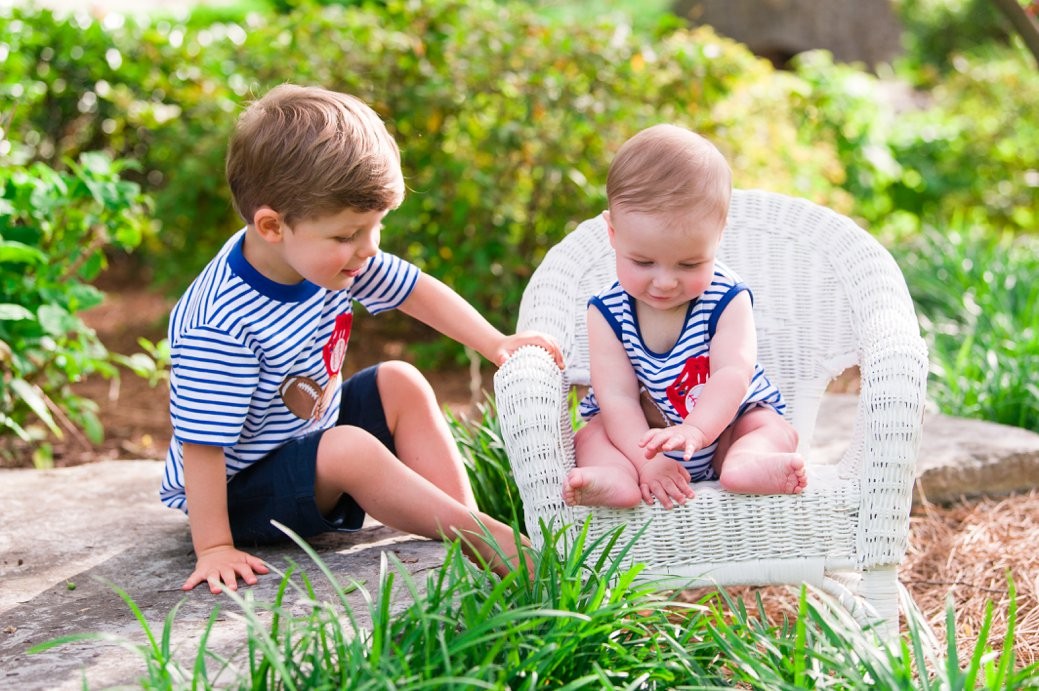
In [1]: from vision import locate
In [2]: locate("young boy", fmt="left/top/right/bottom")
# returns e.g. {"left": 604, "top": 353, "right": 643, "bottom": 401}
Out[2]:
{"left": 562, "top": 124, "right": 806, "bottom": 510}
{"left": 160, "top": 84, "right": 563, "bottom": 594}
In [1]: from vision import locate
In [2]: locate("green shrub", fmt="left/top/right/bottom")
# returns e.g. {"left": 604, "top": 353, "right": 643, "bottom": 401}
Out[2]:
{"left": 887, "top": 46, "right": 1039, "bottom": 236}
{"left": 0, "top": 152, "right": 151, "bottom": 460}
{"left": 896, "top": 0, "right": 1011, "bottom": 77}
{"left": 897, "top": 223, "right": 1039, "bottom": 433}
{"left": 2, "top": 0, "right": 845, "bottom": 329}
{"left": 0, "top": 4, "right": 247, "bottom": 286}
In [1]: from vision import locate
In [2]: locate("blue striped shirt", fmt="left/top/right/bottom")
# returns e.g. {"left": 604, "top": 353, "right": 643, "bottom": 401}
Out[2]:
{"left": 578, "top": 260, "right": 785, "bottom": 480}
{"left": 160, "top": 229, "right": 419, "bottom": 511}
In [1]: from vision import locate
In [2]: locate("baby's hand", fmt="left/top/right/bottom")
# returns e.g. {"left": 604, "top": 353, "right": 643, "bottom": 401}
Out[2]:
{"left": 495, "top": 330, "right": 564, "bottom": 368}
{"left": 636, "top": 457, "right": 694, "bottom": 509}
{"left": 639, "top": 424, "right": 707, "bottom": 461}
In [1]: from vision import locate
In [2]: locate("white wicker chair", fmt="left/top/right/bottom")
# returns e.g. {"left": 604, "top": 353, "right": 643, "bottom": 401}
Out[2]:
{"left": 493, "top": 189, "right": 929, "bottom": 636}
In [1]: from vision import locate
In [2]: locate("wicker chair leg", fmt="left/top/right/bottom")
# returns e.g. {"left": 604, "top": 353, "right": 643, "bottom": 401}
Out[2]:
{"left": 860, "top": 565, "right": 900, "bottom": 641}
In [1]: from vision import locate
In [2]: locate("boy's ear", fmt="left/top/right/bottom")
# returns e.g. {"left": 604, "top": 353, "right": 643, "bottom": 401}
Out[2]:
{"left": 253, "top": 207, "right": 284, "bottom": 243}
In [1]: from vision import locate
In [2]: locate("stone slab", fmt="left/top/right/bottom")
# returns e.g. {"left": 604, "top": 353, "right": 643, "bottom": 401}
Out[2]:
{"left": 0, "top": 461, "right": 445, "bottom": 690}
{"left": 812, "top": 394, "right": 1039, "bottom": 504}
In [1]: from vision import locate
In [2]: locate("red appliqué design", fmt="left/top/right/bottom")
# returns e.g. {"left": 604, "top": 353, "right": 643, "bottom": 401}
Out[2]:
{"left": 666, "top": 356, "right": 710, "bottom": 419}
{"left": 322, "top": 313, "right": 353, "bottom": 378}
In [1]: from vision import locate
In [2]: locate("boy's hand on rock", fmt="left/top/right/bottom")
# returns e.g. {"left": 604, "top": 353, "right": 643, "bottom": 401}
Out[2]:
{"left": 183, "top": 545, "right": 269, "bottom": 594}
{"left": 494, "top": 331, "right": 564, "bottom": 368}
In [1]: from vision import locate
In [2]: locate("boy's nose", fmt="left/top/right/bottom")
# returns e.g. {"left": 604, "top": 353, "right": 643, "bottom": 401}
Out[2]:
{"left": 357, "top": 237, "right": 379, "bottom": 258}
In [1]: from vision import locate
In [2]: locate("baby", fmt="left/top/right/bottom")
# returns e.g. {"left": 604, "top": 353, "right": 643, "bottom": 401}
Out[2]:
{"left": 563, "top": 124, "right": 806, "bottom": 510}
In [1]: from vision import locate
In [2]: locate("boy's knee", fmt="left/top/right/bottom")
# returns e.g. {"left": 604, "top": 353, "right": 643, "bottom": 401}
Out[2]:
{"left": 377, "top": 360, "right": 432, "bottom": 396}
{"left": 319, "top": 425, "right": 383, "bottom": 458}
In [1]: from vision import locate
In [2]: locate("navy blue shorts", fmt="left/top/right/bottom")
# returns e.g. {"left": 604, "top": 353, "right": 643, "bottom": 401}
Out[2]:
{"left": 226, "top": 365, "right": 396, "bottom": 546}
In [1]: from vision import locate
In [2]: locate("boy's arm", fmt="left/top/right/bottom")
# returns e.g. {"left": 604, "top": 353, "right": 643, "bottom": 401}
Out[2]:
{"left": 640, "top": 291, "right": 757, "bottom": 459}
{"left": 181, "top": 442, "right": 268, "bottom": 594}
{"left": 397, "top": 272, "right": 563, "bottom": 367}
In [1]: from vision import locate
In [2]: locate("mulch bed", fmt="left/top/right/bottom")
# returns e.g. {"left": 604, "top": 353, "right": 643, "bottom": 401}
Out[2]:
{"left": 693, "top": 490, "right": 1039, "bottom": 667}
{"left": 903, "top": 490, "right": 1039, "bottom": 665}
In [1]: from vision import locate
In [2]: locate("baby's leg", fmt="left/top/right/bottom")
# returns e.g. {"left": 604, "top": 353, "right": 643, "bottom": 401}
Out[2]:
{"left": 714, "top": 407, "right": 806, "bottom": 495}
{"left": 315, "top": 426, "right": 526, "bottom": 576}
{"left": 563, "top": 416, "right": 642, "bottom": 508}
{"left": 376, "top": 361, "right": 478, "bottom": 511}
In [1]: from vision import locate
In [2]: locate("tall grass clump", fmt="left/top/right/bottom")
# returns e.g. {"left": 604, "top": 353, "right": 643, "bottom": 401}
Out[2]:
{"left": 32, "top": 522, "right": 1039, "bottom": 689}
{"left": 896, "top": 223, "right": 1039, "bottom": 433}
{"left": 446, "top": 397, "right": 525, "bottom": 529}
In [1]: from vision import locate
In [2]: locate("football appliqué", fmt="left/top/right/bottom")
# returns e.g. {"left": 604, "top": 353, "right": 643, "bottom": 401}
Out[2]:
{"left": 280, "top": 375, "right": 323, "bottom": 420}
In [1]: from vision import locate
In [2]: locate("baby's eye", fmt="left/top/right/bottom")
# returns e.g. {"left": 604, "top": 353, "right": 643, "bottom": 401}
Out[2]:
{"left": 632, "top": 259, "right": 653, "bottom": 267}
{"left": 678, "top": 263, "right": 700, "bottom": 270}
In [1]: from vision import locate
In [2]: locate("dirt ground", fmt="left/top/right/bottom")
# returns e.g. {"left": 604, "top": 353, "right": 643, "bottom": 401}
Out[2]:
{"left": 13, "top": 279, "right": 1039, "bottom": 668}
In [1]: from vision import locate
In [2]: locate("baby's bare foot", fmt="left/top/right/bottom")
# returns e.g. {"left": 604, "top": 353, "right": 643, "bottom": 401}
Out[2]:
{"left": 718, "top": 452, "right": 807, "bottom": 495}
{"left": 563, "top": 468, "right": 641, "bottom": 508}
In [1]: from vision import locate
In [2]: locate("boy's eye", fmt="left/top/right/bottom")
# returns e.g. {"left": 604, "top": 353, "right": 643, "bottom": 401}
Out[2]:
{"left": 632, "top": 259, "right": 653, "bottom": 267}
{"left": 678, "top": 263, "right": 700, "bottom": 270}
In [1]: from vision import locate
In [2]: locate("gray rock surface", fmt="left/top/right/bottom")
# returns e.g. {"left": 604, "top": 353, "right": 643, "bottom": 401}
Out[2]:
{"left": 2, "top": 394, "right": 1038, "bottom": 689}
{"left": 813, "top": 394, "right": 1039, "bottom": 504}
{"left": 0, "top": 462, "right": 446, "bottom": 690}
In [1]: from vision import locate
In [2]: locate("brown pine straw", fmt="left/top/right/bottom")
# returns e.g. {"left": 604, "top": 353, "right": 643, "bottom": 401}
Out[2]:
{"left": 674, "top": 489, "right": 1038, "bottom": 666}
{"left": 901, "top": 489, "right": 1039, "bottom": 666}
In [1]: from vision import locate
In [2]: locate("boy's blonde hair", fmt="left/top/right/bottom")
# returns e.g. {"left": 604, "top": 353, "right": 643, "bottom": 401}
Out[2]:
{"left": 226, "top": 84, "right": 405, "bottom": 226}
{"left": 606, "top": 124, "right": 732, "bottom": 227}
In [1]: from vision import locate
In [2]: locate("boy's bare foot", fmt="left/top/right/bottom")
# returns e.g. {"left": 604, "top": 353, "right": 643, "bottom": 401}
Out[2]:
{"left": 563, "top": 468, "right": 641, "bottom": 508}
{"left": 718, "top": 452, "right": 807, "bottom": 495}
{"left": 455, "top": 515, "right": 534, "bottom": 578}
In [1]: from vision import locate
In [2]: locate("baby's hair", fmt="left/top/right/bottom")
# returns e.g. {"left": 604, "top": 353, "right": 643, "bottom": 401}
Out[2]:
{"left": 226, "top": 84, "right": 405, "bottom": 226}
{"left": 606, "top": 124, "right": 732, "bottom": 226}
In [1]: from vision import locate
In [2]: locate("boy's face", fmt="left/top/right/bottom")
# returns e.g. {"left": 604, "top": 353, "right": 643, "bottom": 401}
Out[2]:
{"left": 275, "top": 207, "right": 388, "bottom": 290}
{"left": 605, "top": 208, "right": 723, "bottom": 313}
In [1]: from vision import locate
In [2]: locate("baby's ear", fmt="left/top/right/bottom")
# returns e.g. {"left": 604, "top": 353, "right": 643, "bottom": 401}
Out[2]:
{"left": 603, "top": 210, "right": 616, "bottom": 245}
{"left": 253, "top": 207, "right": 284, "bottom": 242}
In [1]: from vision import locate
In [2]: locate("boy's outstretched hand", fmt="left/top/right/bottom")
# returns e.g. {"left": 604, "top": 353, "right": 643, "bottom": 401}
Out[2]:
{"left": 493, "top": 331, "right": 564, "bottom": 368}
{"left": 183, "top": 545, "right": 270, "bottom": 594}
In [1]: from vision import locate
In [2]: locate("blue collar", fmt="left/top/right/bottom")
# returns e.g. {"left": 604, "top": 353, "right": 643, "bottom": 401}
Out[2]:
{"left": 226, "top": 231, "right": 322, "bottom": 303}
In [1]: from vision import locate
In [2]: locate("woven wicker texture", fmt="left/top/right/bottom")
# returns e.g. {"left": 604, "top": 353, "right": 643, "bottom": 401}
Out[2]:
{"left": 493, "top": 189, "right": 929, "bottom": 632}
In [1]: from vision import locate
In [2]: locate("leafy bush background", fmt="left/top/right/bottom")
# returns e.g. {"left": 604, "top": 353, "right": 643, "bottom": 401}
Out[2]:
{"left": 2, "top": 0, "right": 850, "bottom": 316}
{"left": 0, "top": 153, "right": 150, "bottom": 459}
{"left": 3, "top": 0, "right": 1039, "bottom": 440}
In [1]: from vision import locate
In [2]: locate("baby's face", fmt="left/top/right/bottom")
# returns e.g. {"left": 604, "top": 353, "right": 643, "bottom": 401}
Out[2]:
{"left": 606, "top": 209, "right": 723, "bottom": 312}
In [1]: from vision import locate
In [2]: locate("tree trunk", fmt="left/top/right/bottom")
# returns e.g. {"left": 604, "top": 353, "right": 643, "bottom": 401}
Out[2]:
{"left": 990, "top": 0, "right": 1039, "bottom": 66}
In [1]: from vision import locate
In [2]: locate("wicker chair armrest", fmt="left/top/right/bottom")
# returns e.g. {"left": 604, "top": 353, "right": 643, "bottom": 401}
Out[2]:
{"left": 849, "top": 331, "right": 929, "bottom": 567}
{"left": 493, "top": 345, "right": 582, "bottom": 545}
